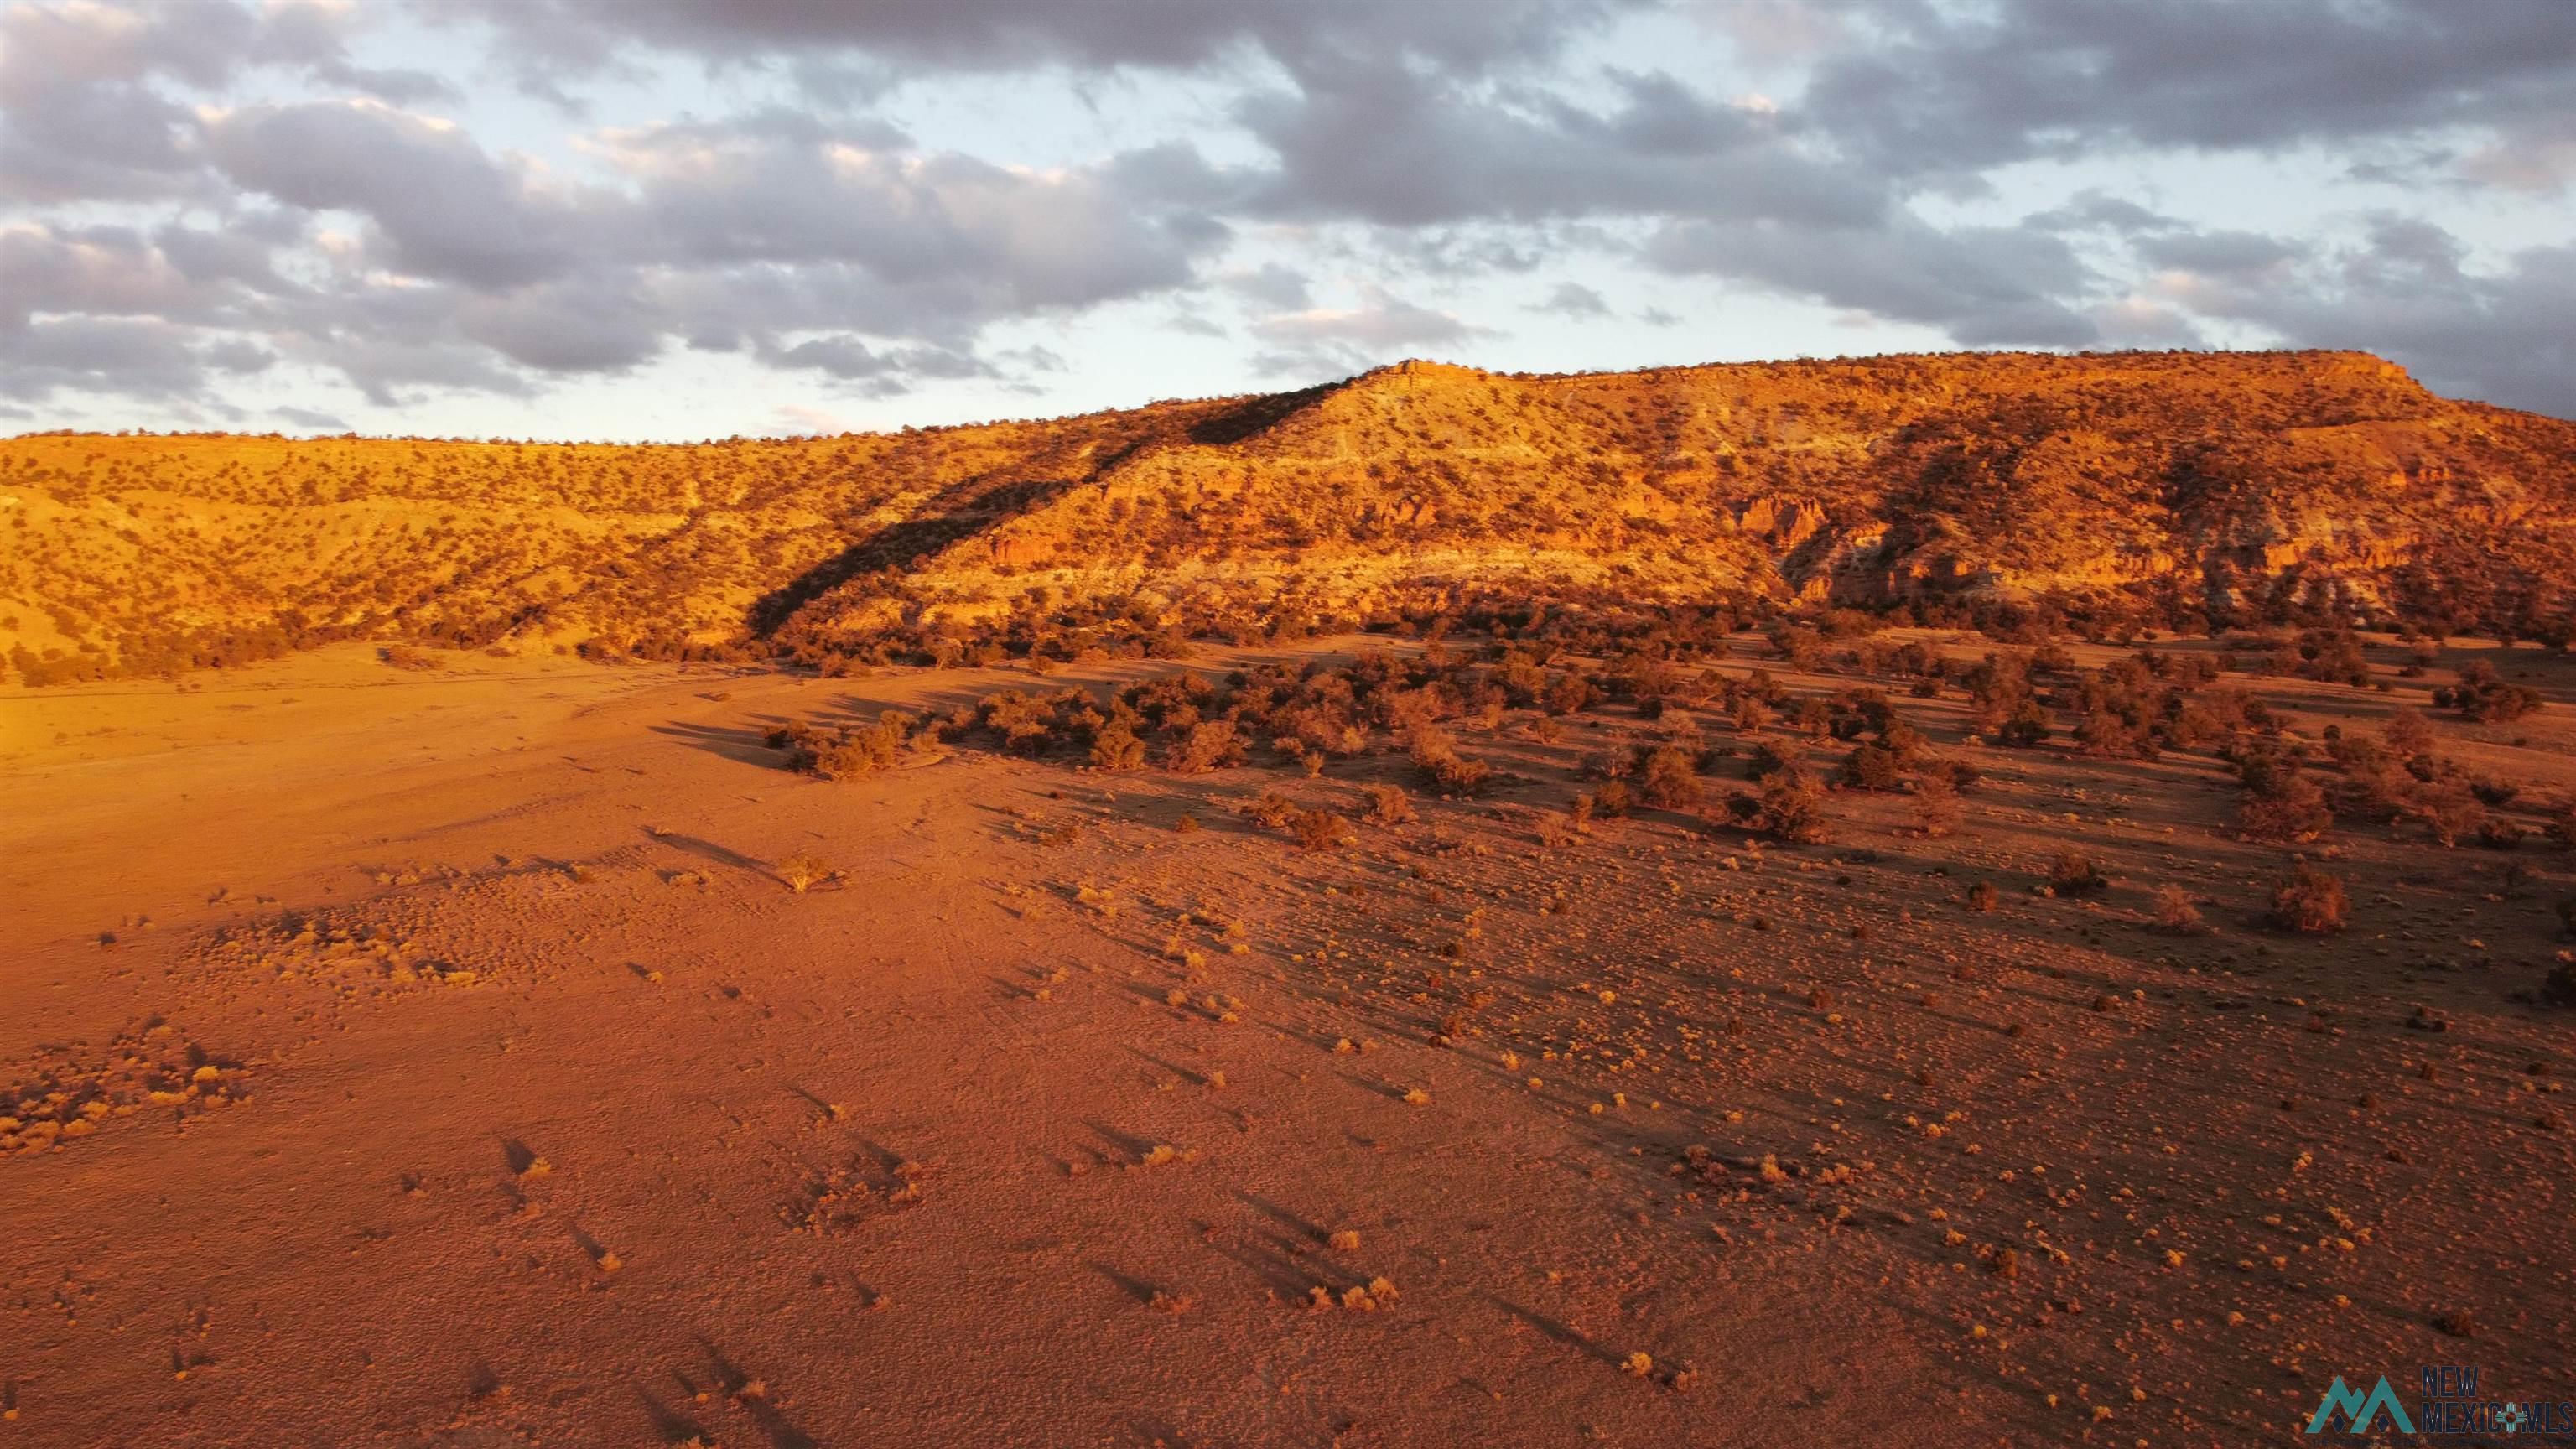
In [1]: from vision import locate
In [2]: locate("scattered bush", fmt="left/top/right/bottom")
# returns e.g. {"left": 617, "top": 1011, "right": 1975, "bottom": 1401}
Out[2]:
{"left": 2381, "top": 709, "right": 2435, "bottom": 758}
{"left": 1737, "top": 768, "right": 1828, "bottom": 843}
{"left": 1741, "top": 740, "right": 1795, "bottom": 780}
{"left": 2474, "top": 817, "right": 2522, "bottom": 850}
{"left": 2236, "top": 767, "right": 2333, "bottom": 843}
{"left": 2407, "top": 782, "right": 2486, "bottom": 848}
{"left": 2149, "top": 884, "right": 2207, "bottom": 935}
{"left": 2268, "top": 865, "right": 2350, "bottom": 933}
{"left": 2543, "top": 962, "right": 2576, "bottom": 1008}
{"left": 1088, "top": 719, "right": 1146, "bottom": 771}
{"left": 2433, "top": 661, "right": 2545, "bottom": 723}
{"left": 2468, "top": 777, "right": 2520, "bottom": 808}
{"left": 1291, "top": 808, "right": 1353, "bottom": 852}
{"left": 2045, "top": 852, "right": 2108, "bottom": 896}
{"left": 1543, "top": 668, "right": 1596, "bottom": 715}
{"left": 1365, "top": 784, "right": 1416, "bottom": 827}
{"left": 1838, "top": 742, "right": 1902, "bottom": 791}
{"left": 1912, "top": 773, "right": 1961, "bottom": 837}
{"left": 1409, "top": 726, "right": 1490, "bottom": 794}
{"left": 1638, "top": 744, "right": 1706, "bottom": 810}
{"left": 1995, "top": 701, "right": 2051, "bottom": 748}
{"left": 777, "top": 711, "right": 917, "bottom": 780}
{"left": 1166, "top": 719, "right": 1244, "bottom": 773}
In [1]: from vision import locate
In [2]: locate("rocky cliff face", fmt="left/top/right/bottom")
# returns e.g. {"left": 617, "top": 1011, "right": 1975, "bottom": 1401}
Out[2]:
{"left": 4, "top": 350, "right": 2572, "bottom": 681}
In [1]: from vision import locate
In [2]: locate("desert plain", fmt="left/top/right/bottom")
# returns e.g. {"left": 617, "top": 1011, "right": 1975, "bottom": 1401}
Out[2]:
{"left": 3, "top": 352, "right": 2575, "bottom": 1446}
{"left": 4, "top": 621, "right": 2573, "bottom": 1446}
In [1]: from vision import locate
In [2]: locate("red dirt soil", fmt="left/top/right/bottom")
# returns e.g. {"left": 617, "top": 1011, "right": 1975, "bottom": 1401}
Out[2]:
{"left": 3, "top": 638, "right": 2571, "bottom": 1447}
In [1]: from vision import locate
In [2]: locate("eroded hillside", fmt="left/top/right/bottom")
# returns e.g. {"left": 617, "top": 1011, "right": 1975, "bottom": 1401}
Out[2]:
{"left": 4, "top": 350, "right": 2572, "bottom": 683}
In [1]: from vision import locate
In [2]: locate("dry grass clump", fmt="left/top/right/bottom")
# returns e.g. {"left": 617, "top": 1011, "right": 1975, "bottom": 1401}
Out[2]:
{"left": 776, "top": 854, "right": 832, "bottom": 893}
{"left": 2, "top": 1027, "right": 245, "bottom": 1156}
{"left": 1306, "top": 1276, "right": 1400, "bottom": 1312}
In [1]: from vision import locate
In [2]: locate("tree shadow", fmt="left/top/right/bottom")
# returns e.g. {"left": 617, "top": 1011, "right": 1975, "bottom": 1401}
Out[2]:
{"left": 635, "top": 1384, "right": 712, "bottom": 1446}
{"left": 645, "top": 828, "right": 767, "bottom": 875}
{"left": 650, "top": 719, "right": 787, "bottom": 767}
{"left": 1482, "top": 1292, "right": 1628, "bottom": 1368}
{"left": 693, "top": 1338, "right": 818, "bottom": 1449}
{"left": 1085, "top": 1259, "right": 1165, "bottom": 1306}
{"left": 1233, "top": 1190, "right": 1328, "bottom": 1243}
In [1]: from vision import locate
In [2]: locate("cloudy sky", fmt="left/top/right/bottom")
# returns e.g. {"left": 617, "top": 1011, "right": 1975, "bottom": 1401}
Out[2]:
{"left": 4, "top": 0, "right": 2571, "bottom": 439}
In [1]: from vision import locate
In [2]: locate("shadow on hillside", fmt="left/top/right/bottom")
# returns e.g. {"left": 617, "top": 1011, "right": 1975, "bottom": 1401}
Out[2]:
{"left": 746, "top": 379, "right": 1353, "bottom": 642}
{"left": 745, "top": 486, "right": 1050, "bottom": 639}
{"left": 1184, "top": 377, "right": 1345, "bottom": 446}
{"left": 749, "top": 454, "right": 1149, "bottom": 640}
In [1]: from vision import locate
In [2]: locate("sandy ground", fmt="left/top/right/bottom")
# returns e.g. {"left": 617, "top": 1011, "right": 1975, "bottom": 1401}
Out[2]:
{"left": 3, "top": 641, "right": 2572, "bottom": 1448}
